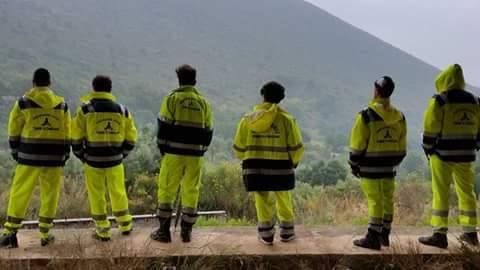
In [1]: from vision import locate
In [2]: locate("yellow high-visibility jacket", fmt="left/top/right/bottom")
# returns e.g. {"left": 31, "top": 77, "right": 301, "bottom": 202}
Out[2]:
{"left": 8, "top": 87, "right": 71, "bottom": 167}
{"left": 71, "top": 92, "right": 137, "bottom": 168}
{"left": 233, "top": 102, "right": 304, "bottom": 191}
{"left": 349, "top": 98, "right": 407, "bottom": 178}
{"left": 422, "top": 64, "right": 480, "bottom": 162}
{"left": 157, "top": 86, "right": 213, "bottom": 156}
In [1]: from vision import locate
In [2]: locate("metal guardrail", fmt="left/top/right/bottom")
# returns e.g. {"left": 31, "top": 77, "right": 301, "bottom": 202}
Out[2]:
{"left": 21, "top": 210, "right": 227, "bottom": 227}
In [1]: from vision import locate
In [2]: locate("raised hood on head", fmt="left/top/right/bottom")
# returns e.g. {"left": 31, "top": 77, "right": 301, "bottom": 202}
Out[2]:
{"left": 369, "top": 98, "right": 403, "bottom": 125}
{"left": 25, "top": 87, "right": 64, "bottom": 109}
{"left": 435, "top": 64, "right": 466, "bottom": 93}
{"left": 245, "top": 102, "right": 280, "bottom": 133}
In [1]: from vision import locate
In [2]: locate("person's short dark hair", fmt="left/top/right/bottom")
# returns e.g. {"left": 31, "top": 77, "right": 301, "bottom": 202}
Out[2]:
{"left": 261, "top": 81, "right": 285, "bottom": 104}
{"left": 33, "top": 68, "right": 51, "bottom": 87}
{"left": 92, "top": 75, "right": 112, "bottom": 92}
{"left": 176, "top": 64, "right": 197, "bottom": 86}
{"left": 374, "top": 76, "right": 395, "bottom": 98}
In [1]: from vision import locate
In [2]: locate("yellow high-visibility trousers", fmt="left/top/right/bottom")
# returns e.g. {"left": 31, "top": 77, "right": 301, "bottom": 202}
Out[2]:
{"left": 360, "top": 178, "right": 395, "bottom": 232}
{"left": 430, "top": 154, "right": 477, "bottom": 234}
{"left": 84, "top": 163, "right": 132, "bottom": 238}
{"left": 254, "top": 191, "right": 294, "bottom": 238}
{"left": 157, "top": 154, "right": 203, "bottom": 225}
{"left": 2, "top": 165, "right": 63, "bottom": 239}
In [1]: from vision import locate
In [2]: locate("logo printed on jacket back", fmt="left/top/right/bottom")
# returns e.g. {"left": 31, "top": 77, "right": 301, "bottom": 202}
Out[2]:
{"left": 375, "top": 126, "right": 399, "bottom": 143}
{"left": 96, "top": 118, "right": 120, "bottom": 135}
{"left": 453, "top": 109, "right": 475, "bottom": 126}
{"left": 180, "top": 98, "right": 202, "bottom": 112}
{"left": 33, "top": 114, "right": 60, "bottom": 131}
{"left": 252, "top": 124, "right": 281, "bottom": 139}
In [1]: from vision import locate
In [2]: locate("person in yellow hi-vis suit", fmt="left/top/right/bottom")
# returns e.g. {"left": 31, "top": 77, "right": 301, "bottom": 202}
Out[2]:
{"left": 72, "top": 75, "right": 137, "bottom": 241}
{"left": 0, "top": 68, "right": 71, "bottom": 248}
{"left": 349, "top": 76, "right": 407, "bottom": 250}
{"left": 151, "top": 65, "right": 213, "bottom": 243}
{"left": 418, "top": 64, "right": 480, "bottom": 248}
{"left": 233, "top": 81, "right": 304, "bottom": 245}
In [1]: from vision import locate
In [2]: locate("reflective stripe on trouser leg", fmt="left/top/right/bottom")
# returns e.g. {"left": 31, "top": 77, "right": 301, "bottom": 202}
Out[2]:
{"left": 275, "top": 191, "right": 295, "bottom": 236}
{"left": 84, "top": 164, "right": 111, "bottom": 237}
{"left": 93, "top": 215, "right": 111, "bottom": 238}
{"left": 430, "top": 155, "right": 453, "bottom": 234}
{"left": 258, "top": 221, "right": 275, "bottom": 239}
{"left": 106, "top": 164, "right": 132, "bottom": 232}
{"left": 113, "top": 209, "right": 132, "bottom": 232}
{"left": 382, "top": 179, "right": 395, "bottom": 230}
{"left": 157, "top": 203, "right": 173, "bottom": 219}
{"left": 158, "top": 154, "right": 185, "bottom": 208}
{"left": 383, "top": 214, "right": 393, "bottom": 230}
{"left": 39, "top": 216, "right": 55, "bottom": 239}
{"left": 38, "top": 167, "right": 63, "bottom": 239}
{"left": 451, "top": 160, "right": 477, "bottom": 233}
{"left": 3, "top": 216, "right": 24, "bottom": 235}
{"left": 181, "top": 207, "right": 198, "bottom": 225}
{"left": 360, "top": 178, "right": 385, "bottom": 233}
{"left": 4, "top": 165, "right": 42, "bottom": 235}
{"left": 279, "top": 221, "right": 295, "bottom": 237}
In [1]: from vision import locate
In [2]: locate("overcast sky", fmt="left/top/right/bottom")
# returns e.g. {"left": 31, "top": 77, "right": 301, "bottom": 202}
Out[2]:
{"left": 305, "top": 0, "right": 480, "bottom": 86}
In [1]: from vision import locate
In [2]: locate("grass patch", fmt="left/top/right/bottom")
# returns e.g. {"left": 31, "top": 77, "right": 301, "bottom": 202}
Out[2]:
{"left": 195, "top": 217, "right": 254, "bottom": 227}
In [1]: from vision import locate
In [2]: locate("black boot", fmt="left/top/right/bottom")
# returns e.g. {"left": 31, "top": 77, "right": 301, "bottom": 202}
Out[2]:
{"left": 150, "top": 217, "right": 171, "bottom": 243}
{"left": 380, "top": 228, "right": 390, "bottom": 247}
{"left": 180, "top": 221, "right": 193, "bottom": 243}
{"left": 41, "top": 235, "right": 55, "bottom": 246}
{"left": 353, "top": 229, "right": 381, "bottom": 250}
{"left": 92, "top": 232, "right": 111, "bottom": 242}
{"left": 418, "top": 233, "right": 448, "bottom": 249}
{"left": 0, "top": 233, "right": 18, "bottom": 249}
{"left": 459, "top": 232, "right": 479, "bottom": 246}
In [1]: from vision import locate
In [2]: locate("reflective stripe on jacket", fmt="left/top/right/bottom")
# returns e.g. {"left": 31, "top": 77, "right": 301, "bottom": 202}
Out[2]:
{"left": 71, "top": 92, "right": 137, "bottom": 168}
{"left": 423, "top": 64, "right": 480, "bottom": 162}
{"left": 157, "top": 86, "right": 213, "bottom": 156}
{"left": 8, "top": 87, "right": 71, "bottom": 167}
{"left": 349, "top": 99, "right": 407, "bottom": 179}
{"left": 233, "top": 102, "right": 304, "bottom": 191}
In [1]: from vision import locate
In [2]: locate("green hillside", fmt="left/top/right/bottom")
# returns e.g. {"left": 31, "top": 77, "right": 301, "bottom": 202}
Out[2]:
{"left": 0, "top": 0, "right": 447, "bottom": 152}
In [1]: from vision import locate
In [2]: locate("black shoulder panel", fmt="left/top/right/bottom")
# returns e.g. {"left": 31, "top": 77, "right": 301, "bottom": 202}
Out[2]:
{"left": 441, "top": 89, "right": 477, "bottom": 105}
{"left": 360, "top": 108, "right": 382, "bottom": 124}
{"left": 18, "top": 96, "right": 41, "bottom": 110}
{"left": 54, "top": 102, "right": 68, "bottom": 112}
{"left": 434, "top": 94, "right": 447, "bottom": 106}
{"left": 81, "top": 102, "right": 93, "bottom": 114}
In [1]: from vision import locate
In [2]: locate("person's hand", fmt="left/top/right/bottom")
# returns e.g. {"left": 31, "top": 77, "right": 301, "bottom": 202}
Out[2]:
{"left": 350, "top": 165, "right": 360, "bottom": 178}
{"left": 423, "top": 149, "right": 432, "bottom": 161}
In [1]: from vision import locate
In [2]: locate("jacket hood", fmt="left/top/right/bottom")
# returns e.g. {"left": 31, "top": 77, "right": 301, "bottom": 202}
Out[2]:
{"left": 435, "top": 64, "right": 466, "bottom": 93}
{"left": 175, "top": 85, "right": 200, "bottom": 95}
{"left": 80, "top": 91, "right": 116, "bottom": 103}
{"left": 245, "top": 102, "right": 282, "bottom": 132}
{"left": 369, "top": 98, "right": 403, "bottom": 125}
{"left": 24, "top": 87, "right": 64, "bottom": 109}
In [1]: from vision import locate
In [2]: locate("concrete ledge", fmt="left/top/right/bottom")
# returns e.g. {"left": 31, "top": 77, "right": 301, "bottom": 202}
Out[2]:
{"left": 0, "top": 227, "right": 478, "bottom": 269}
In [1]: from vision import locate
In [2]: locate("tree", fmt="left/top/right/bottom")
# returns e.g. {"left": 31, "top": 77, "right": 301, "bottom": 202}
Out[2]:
{"left": 297, "top": 159, "right": 348, "bottom": 186}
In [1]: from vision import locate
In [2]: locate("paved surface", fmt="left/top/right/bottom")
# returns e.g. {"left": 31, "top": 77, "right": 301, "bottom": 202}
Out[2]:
{"left": 0, "top": 226, "right": 471, "bottom": 260}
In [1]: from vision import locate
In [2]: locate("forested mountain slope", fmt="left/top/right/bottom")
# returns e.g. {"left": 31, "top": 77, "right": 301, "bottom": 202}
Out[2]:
{"left": 0, "top": 0, "right": 457, "bottom": 150}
